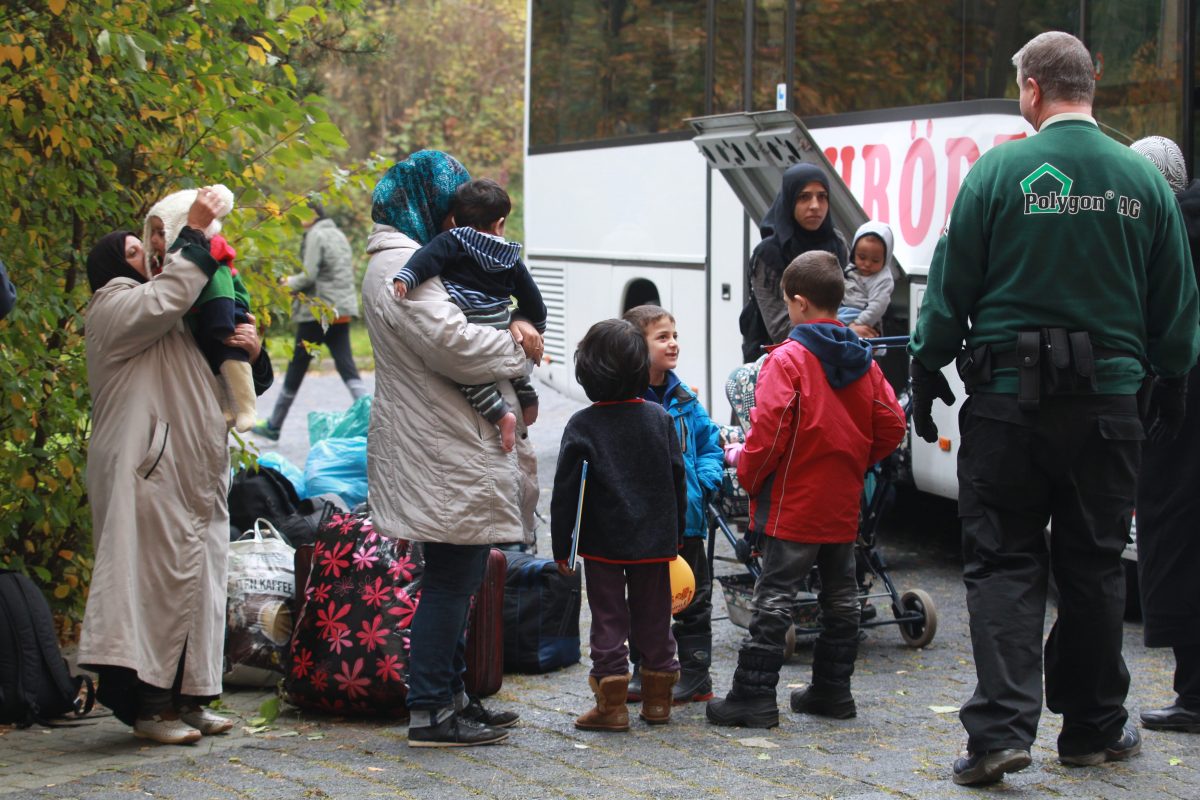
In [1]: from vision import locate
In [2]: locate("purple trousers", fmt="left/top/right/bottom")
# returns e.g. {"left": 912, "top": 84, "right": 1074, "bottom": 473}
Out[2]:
{"left": 584, "top": 559, "right": 679, "bottom": 678}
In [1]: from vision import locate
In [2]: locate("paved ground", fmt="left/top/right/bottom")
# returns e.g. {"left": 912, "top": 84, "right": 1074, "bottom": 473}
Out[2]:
{"left": 3, "top": 369, "right": 1199, "bottom": 798}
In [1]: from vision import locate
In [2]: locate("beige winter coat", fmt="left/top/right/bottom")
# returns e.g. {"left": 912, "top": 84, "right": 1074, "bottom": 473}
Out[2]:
{"left": 362, "top": 225, "right": 534, "bottom": 545}
{"left": 79, "top": 248, "right": 231, "bottom": 696}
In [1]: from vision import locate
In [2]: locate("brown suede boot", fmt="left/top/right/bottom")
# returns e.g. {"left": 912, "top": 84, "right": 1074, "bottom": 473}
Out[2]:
{"left": 575, "top": 674, "right": 630, "bottom": 731}
{"left": 639, "top": 669, "right": 680, "bottom": 725}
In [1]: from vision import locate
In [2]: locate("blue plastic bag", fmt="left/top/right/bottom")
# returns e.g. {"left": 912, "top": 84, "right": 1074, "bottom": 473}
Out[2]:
{"left": 256, "top": 451, "right": 308, "bottom": 499}
{"left": 303, "top": 436, "right": 368, "bottom": 508}
{"left": 308, "top": 394, "right": 372, "bottom": 446}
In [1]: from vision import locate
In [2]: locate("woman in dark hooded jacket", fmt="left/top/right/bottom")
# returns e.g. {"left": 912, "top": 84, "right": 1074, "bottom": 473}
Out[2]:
{"left": 1131, "top": 135, "right": 1200, "bottom": 733}
{"left": 740, "top": 162, "right": 848, "bottom": 361}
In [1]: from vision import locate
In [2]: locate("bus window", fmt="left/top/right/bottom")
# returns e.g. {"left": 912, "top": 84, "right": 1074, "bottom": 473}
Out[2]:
{"left": 623, "top": 279, "right": 661, "bottom": 313}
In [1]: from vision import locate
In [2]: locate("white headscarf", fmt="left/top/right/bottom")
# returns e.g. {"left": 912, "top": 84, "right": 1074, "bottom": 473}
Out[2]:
{"left": 1130, "top": 136, "right": 1188, "bottom": 194}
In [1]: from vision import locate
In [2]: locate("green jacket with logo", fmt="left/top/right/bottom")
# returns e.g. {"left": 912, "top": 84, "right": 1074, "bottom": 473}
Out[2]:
{"left": 912, "top": 117, "right": 1199, "bottom": 394}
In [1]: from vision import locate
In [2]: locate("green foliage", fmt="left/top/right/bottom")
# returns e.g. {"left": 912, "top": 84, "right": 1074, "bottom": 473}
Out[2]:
{"left": 0, "top": 0, "right": 376, "bottom": 623}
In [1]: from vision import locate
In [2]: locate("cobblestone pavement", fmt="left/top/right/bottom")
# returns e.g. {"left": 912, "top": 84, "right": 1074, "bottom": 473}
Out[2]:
{"left": 3, "top": 371, "right": 1198, "bottom": 798}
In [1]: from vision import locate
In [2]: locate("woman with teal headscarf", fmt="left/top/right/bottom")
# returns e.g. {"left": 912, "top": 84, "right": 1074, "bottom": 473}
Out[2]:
{"left": 362, "top": 151, "right": 542, "bottom": 747}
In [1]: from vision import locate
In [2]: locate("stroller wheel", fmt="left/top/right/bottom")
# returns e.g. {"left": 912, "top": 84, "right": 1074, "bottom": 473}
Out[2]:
{"left": 897, "top": 588, "right": 937, "bottom": 648}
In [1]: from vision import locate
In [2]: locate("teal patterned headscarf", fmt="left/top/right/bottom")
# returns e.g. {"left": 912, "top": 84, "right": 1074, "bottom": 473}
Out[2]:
{"left": 371, "top": 150, "right": 471, "bottom": 245}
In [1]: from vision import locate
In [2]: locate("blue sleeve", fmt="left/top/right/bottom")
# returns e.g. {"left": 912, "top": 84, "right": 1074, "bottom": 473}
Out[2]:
{"left": 511, "top": 260, "right": 547, "bottom": 333}
{"left": 692, "top": 404, "right": 724, "bottom": 493}
{"left": 0, "top": 259, "right": 14, "bottom": 320}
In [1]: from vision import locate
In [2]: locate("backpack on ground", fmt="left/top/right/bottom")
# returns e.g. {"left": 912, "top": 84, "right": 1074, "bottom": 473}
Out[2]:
{"left": 0, "top": 570, "right": 95, "bottom": 727}
{"left": 501, "top": 551, "right": 582, "bottom": 674}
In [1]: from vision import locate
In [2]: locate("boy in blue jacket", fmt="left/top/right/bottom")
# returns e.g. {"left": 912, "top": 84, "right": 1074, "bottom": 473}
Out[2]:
{"left": 623, "top": 305, "right": 724, "bottom": 703}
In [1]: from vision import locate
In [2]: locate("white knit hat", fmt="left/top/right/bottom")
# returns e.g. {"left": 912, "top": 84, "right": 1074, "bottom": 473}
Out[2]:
{"left": 142, "top": 184, "right": 235, "bottom": 262}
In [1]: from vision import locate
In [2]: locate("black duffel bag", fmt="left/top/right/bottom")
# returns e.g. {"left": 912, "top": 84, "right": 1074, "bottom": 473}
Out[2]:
{"left": 228, "top": 466, "right": 346, "bottom": 549}
{"left": 501, "top": 551, "right": 581, "bottom": 674}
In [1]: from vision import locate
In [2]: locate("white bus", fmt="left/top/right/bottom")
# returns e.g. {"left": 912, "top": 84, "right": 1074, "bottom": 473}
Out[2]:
{"left": 523, "top": 0, "right": 1193, "bottom": 502}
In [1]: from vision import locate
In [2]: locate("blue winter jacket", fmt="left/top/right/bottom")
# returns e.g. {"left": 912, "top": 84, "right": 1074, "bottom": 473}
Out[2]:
{"left": 645, "top": 371, "right": 724, "bottom": 539}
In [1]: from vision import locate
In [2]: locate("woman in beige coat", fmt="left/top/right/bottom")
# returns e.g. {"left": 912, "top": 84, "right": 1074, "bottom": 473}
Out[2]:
{"left": 363, "top": 151, "right": 542, "bottom": 747}
{"left": 79, "top": 189, "right": 273, "bottom": 744}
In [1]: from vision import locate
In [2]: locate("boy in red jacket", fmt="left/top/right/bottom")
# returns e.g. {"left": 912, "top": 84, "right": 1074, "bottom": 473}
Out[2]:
{"left": 707, "top": 251, "right": 906, "bottom": 729}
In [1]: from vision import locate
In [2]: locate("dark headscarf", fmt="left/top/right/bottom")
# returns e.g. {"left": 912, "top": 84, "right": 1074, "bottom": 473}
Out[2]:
{"left": 86, "top": 231, "right": 146, "bottom": 293}
{"left": 370, "top": 150, "right": 470, "bottom": 245}
{"left": 758, "top": 162, "right": 845, "bottom": 265}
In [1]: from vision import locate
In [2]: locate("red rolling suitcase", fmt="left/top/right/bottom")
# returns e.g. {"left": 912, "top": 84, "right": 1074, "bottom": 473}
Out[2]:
{"left": 463, "top": 548, "right": 506, "bottom": 697}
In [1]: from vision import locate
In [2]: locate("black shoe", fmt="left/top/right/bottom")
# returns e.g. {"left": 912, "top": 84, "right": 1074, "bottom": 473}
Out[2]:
{"left": 705, "top": 694, "right": 779, "bottom": 728}
{"left": 859, "top": 601, "right": 877, "bottom": 623}
{"left": 408, "top": 713, "right": 509, "bottom": 747}
{"left": 790, "top": 685, "right": 856, "bottom": 719}
{"left": 672, "top": 667, "right": 714, "bottom": 704}
{"left": 1140, "top": 703, "right": 1200, "bottom": 733}
{"left": 951, "top": 748, "right": 1032, "bottom": 786}
{"left": 459, "top": 696, "right": 519, "bottom": 729}
{"left": 1059, "top": 724, "right": 1141, "bottom": 767}
{"left": 626, "top": 663, "right": 643, "bottom": 703}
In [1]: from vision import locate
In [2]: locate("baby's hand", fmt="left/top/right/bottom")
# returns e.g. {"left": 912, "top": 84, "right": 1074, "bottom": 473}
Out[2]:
{"left": 392, "top": 279, "right": 408, "bottom": 300}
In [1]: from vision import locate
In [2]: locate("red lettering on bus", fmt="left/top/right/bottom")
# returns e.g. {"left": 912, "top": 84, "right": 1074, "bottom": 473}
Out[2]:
{"left": 944, "top": 137, "right": 981, "bottom": 223}
{"left": 899, "top": 127, "right": 935, "bottom": 246}
{"left": 838, "top": 146, "right": 855, "bottom": 187}
{"left": 862, "top": 144, "right": 891, "bottom": 222}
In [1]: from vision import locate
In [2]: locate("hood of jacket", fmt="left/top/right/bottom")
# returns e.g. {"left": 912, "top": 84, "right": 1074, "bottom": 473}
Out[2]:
{"left": 449, "top": 227, "right": 522, "bottom": 273}
{"left": 365, "top": 224, "right": 417, "bottom": 256}
{"left": 849, "top": 220, "right": 894, "bottom": 271}
{"left": 787, "top": 320, "right": 873, "bottom": 388}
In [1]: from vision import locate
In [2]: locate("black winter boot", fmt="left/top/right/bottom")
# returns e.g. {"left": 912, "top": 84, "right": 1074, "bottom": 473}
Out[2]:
{"left": 673, "top": 635, "right": 714, "bottom": 704}
{"left": 706, "top": 649, "right": 784, "bottom": 728}
{"left": 790, "top": 636, "right": 858, "bottom": 719}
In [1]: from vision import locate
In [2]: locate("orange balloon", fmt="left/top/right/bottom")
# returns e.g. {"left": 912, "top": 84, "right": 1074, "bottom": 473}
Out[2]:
{"left": 669, "top": 557, "right": 696, "bottom": 614}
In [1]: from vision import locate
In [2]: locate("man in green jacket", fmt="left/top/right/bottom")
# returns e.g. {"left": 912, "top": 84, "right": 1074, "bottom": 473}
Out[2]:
{"left": 909, "top": 31, "right": 1200, "bottom": 787}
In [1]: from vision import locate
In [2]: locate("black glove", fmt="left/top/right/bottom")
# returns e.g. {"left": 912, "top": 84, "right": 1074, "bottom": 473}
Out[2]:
{"left": 1144, "top": 375, "right": 1188, "bottom": 444}
{"left": 909, "top": 358, "right": 956, "bottom": 444}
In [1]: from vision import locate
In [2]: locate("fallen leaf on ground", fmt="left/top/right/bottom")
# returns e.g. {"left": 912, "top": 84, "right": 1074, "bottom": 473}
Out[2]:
{"left": 737, "top": 737, "right": 779, "bottom": 749}
{"left": 757, "top": 753, "right": 771, "bottom": 760}
{"left": 1169, "top": 757, "right": 1183, "bottom": 766}
{"left": 928, "top": 706, "right": 960, "bottom": 714}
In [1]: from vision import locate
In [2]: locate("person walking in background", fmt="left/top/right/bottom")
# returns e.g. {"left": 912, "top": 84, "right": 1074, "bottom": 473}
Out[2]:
{"left": 621, "top": 304, "right": 723, "bottom": 705}
{"left": 362, "top": 151, "right": 541, "bottom": 747}
{"left": 0, "top": 257, "right": 15, "bottom": 320}
{"left": 1129, "top": 135, "right": 1200, "bottom": 735}
{"left": 909, "top": 32, "right": 1200, "bottom": 786}
{"left": 253, "top": 198, "right": 365, "bottom": 441}
{"left": 551, "top": 318, "right": 685, "bottom": 733}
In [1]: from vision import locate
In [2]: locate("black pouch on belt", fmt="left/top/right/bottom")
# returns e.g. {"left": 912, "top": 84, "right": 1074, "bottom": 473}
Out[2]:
{"left": 956, "top": 343, "right": 993, "bottom": 390}
{"left": 1067, "top": 331, "right": 1097, "bottom": 392}
{"left": 1041, "top": 327, "right": 1072, "bottom": 394}
{"left": 1016, "top": 330, "right": 1041, "bottom": 411}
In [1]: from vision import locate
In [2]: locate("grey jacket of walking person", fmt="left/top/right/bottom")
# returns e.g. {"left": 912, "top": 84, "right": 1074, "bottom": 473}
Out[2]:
{"left": 362, "top": 224, "right": 536, "bottom": 545}
{"left": 79, "top": 236, "right": 234, "bottom": 699}
{"left": 288, "top": 217, "right": 358, "bottom": 322}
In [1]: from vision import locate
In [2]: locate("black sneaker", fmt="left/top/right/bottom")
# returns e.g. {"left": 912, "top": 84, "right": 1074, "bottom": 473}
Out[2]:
{"left": 1059, "top": 724, "right": 1141, "bottom": 767}
{"left": 951, "top": 748, "right": 1032, "bottom": 786}
{"left": 1140, "top": 703, "right": 1200, "bottom": 733}
{"left": 459, "top": 696, "right": 519, "bottom": 729}
{"left": 408, "top": 713, "right": 509, "bottom": 747}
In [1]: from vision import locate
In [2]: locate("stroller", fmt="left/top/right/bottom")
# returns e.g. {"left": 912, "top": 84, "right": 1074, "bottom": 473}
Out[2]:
{"left": 707, "top": 336, "right": 937, "bottom": 658}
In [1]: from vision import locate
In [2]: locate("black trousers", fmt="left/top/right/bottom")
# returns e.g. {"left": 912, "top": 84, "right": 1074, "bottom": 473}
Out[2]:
{"left": 956, "top": 393, "right": 1141, "bottom": 757}
{"left": 283, "top": 320, "right": 361, "bottom": 393}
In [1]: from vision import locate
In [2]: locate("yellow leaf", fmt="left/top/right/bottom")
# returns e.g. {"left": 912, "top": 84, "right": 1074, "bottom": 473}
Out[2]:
{"left": 23, "top": 540, "right": 35, "bottom": 554}
{"left": 252, "top": 36, "right": 272, "bottom": 53}
{"left": 53, "top": 584, "right": 70, "bottom": 599}
{"left": 23, "top": 46, "right": 34, "bottom": 64}
{"left": 48, "top": 126, "right": 62, "bottom": 147}
{"left": 58, "top": 549, "right": 75, "bottom": 561}
{"left": 12, "top": 428, "right": 28, "bottom": 443}
{"left": 9, "top": 46, "right": 21, "bottom": 68}
{"left": 16, "top": 471, "right": 34, "bottom": 490}
{"left": 265, "top": 200, "right": 281, "bottom": 217}
{"left": 69, "top": 81, "right": 79, "bottom": 101}
{"left": 66, "top": 574, "right": 78, "bottom": 588}
{"left": 56, "top": 457, "right": 74, "bottom": 478}
{"left": 43, "top": 475, "right": 58, "bottom": 492}
{"left": 11, "top": 391, "right": 24, "bottom": 409}
{"left": 48, "top": 0, "right": 66, "bottom": 15}
{"left": 247, "top": 45, "right": 266, "bottom": 65}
